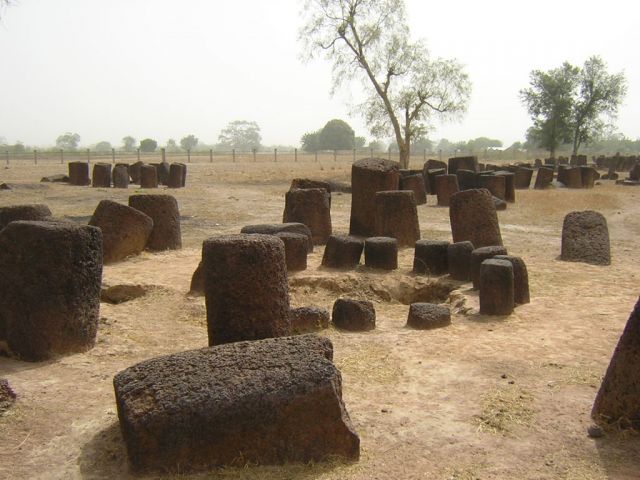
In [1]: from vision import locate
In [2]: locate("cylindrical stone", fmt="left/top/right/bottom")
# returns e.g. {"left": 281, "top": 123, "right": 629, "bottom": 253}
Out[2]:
{"left": 140, "top": 164, "right": 158, "bottom": 188}
{"left": 426, "top": 168, "right": 446, "bottom": 194}
{"left": 290, "top": 178, "right": 331, "bottom": 192}
{"left": 374, "top": 190, "right": 420, "bottom": 247}
{"left": 580, "top": 166, "right": 598, "bottom": 189}
{"left": 449, "top": 189, "right": 503, "bottom": 248}
{"left": 92, "top": 163, "right": 112, "bottom": 188}
{"left": 515, "top": 167, "right": 534, "bottom": 189}
{"left": 168, "top": 163, "right": 186, "bottom": 189}
{"left": 479, "top": 259, "right": 514, "bottom": 315}
{"left": 470, "top": 245, "right": 508, "bottom": 289}
{"left": 129, "top": 161, "right": 144, "bottom": 184}
{"left": 456, "top": 169, "right": 478, "bottom": 191}
{"left": 321, "top": 235, "right": 364, "bottom": 269}
{"left": 494, "top": 171, "right": 515, "bottom": 202}
{"left": 0, "top": 204, "right": 52, "bottom": 230}
{"left": 128, "top": 194, "right": 181, "bottom": 250}
{"left": 349, "top": 158, "right": 400, "bottom": 236}
{"left": 436, "top": 174, "right": 459, "bottom": 207}
{"left": 406, "top": 303, "right": 451, "bottom": 330}
{"left": 202, "top": 234, "right": 291, "bottom": 345}
{"left": 274, "top": 232, "right": 308, "bottom": 272}
{"left": 478, "top": 174, "right": 506, "bottom": 200}
{"left": 0, "top": 221, "right": 102, "bottom": 361}
{"left": 112, "top": 164, "right": 130, "bottom": 189}
{"left": 332, "top": 298, "right": 375, "bottom": 331}
{"left": 494, "top": 255, "right": 530, "bottom": 305}
{"left": 399, "top": 174, "right": 427, "bottom": 205}
{"left": 241, "top": 223, "right": 313, "bottom": 253}
{"left": 413, "top": 239, "right": 449, "bottom": 275}
{"left": 448, "top": 156, "right": 478, "bottom": 175}
{"left": 563, "top": 167, "right": 583, "bottom": 188}
{"left": 154, "top": 161, "right": 170, "bottom": 186}
{"left": 68, "top": 161, "right": 90, "bottom": 186}
{"left": 283, "top": 188, "right": 332, "bottom": 245}
{"left": 561, "top": 210, "right": 610, "bottom": 265}
{"left": 534, "top": 167, "right": 554, "bottom": 189}
{"left": 447, "top": 240, "right": 475, "bottom": 281}
{"left": 364, "top": 236, "right": 398, "bottom": 270}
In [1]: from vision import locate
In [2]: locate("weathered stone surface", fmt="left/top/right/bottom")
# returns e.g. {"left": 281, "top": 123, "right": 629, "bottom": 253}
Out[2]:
{"left": 400, "top": 174, "right": 427, "bottom": 205}
{"left": 349, "top": 158, "right": 400, "bottom": 236}
{"left": 332, "top": 298, "right": 375, "bottom": 331}
{"left": 129, "top": 194, "right": 182, "bottom": 251}
{"left": 241, "top": 223, "right": 313, "bottom": 253}
{"left": 413, "top": 239, "right": 449, "bottom": 275}
{"left": 435, "top": 175, "right": 459, "bottom": 206}
{"left": 562, "top": 166, "right": 583, "bottom": 188}
{"left": 153, "top": 161, "right": 170, "bottom": 185}
{"left": 424, "top": 159, "right": 447, "bottom": 174}
{"left": 321, "top": 235, "right": 364, "bottom": 269}
{"left": 189, "top": 261, "right": 204, "bottom": 296}
{"left": 0, "top": 204, "right": 52, "bottom": 230}
{"left": 168, "top": 163, "right": 186, "bottom": 188}
{"left": 560, "top": 210, "right": 610, "bottom": 265}
{"left": 0, "top": 379, "right": 16, "bottom": 415}
{"left": 101, "top": 284, "right": 148, "bottom": 304}
{"left": 534, "top": 167, "right": 554, "bottom": 189}
{"left": 478, "top": 174, "right": 506, "bottom": 200}
{"left": 113, "top": 335, "right": 360, "bottom": 472}
{"left": 447, "top": 240, "right": 475, "bottom": 281}
{"left": 203, "top": 234, "right": 290, "bottom": 345}
{"left": 364, "top": 236, "right": 398, "bottom": 270}
{"left": 129, "top": 161, "right": 144, "bottom": 184}
{"left": 449, "top": 189, "right": 503, "bottom": 249}
{"left": 494, "top": 255, "right": 530, "bottom": 305}
{"left": 92, "top": 163, "right": 112, "bottom": 188}
{"left": 592, "top": 297, "right": 640, "bottom": 430}
{"left": 283, "top": 188, "right": 332, "bottom": 245}
{"left": 479, "top": 259, "right": 514, "bottom": 315}
{"left": 112, "top": 164, "right": 130, "bottom": 189}
{"left": 493, "top": 196, "right": 507, "bottom": 211}
{"left": 580, "top": 166, "right": 598, "bottom": 189}
{"left": 456, "top": 169, "right": 478, "bottom": 191}
{"left": 68, "top": 161, "right": 90, "bottom": 186}
{"left": 140, "top": 165, "right": 158, "bottom": 188}
{"left": 0, "top": 221, "right": 102, "bottom": 361}
{"left": 274, "top": 231, "right": 308, "bottom": 272}
{"left": 514, "top": 167, "right": 534, "bottom": 189}
{"left": 374, "top": 190, "right": 420, "bottom": 247}
{"left": 470, "top": 245, "right": 508, "bottom": 289}
{"left": 406, "top": 303, "right": 451, "bottom": 330}
{"left": 425, "top": 168, "right": 445, "bottom": 194}
{"left": 40, "top": 174, "right": 69, "bottom": 183}
{"left": 290, "top": 178, "right": 331, "bottom": 192}
{"left": 290, "top": 307, "right": 330, "bottom": 334}
{"left": 494, "top": 171, "right": 515, "bottom": 202}
{"left": 448, "top": 156, "right": 478, "bottom": 175}
{"left": 89, "top": 200, "right": 153, "bottom": 263}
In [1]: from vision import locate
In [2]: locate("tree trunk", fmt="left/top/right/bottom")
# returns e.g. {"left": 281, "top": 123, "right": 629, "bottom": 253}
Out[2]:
{"left": 399, "top": 141, "right": 410, "bottom": 169}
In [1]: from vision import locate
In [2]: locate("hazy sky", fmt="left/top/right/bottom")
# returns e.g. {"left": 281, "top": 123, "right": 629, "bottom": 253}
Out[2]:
{"left": 1, "top": 0, "right": 638, "bottom": 148}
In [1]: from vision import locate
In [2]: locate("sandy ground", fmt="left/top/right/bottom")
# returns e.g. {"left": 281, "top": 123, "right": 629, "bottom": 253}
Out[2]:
{"left": 1, "top": 159, "right": 639, "bottom": 480}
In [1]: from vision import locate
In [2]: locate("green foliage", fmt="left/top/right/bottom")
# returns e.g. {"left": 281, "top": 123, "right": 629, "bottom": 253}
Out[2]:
{"left": 165, "top": 139, "right": 179, "bottom": 152}
{"left": 218, "top": 120, "right": 262, "bottom": 151}
{"left": 180, "top": 134, "right": 198, "bottom": 151}
{"left": 318, "top": 119, "right": 355, "bottom": 150}
{"left": 466, "top": 137, "right": 502, "bottom": 151}
{"left": 300, "top": 130, "right": 321, "bottom": 152}
{"left": 355, "top": 136, "right": 366, "bottom": 148}
{"left": 139, "top": 138, "right": 158, "bottom": 152}
{"left": 55, "top": 132, "right": 80, "bottom": 151}
{"left": 122, "top": 136, "right": 137, "bottom": 151}
{"left": 368, "top": 139, "right": 387, "bottom": 152}
{"left": 94, "top": 141, "right": 112, "bottom": 152}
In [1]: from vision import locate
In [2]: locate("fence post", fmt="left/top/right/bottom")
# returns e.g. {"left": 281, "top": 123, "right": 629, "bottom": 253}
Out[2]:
{"left": 87, "top": 149, "right": 91, "bottom": 164}
{"left": 438, "top": 149, "right": 442, "bottom": 162}
{"left": 274, "top": 148, "right": 277, "bottom": 162}
{"left": 60, "top": 149, "right": 64, "bottom": 164}
{"left": 233, "top": 149, "right": 236, "bottom": 163}
{"left": 111, "top": 148, "right": 116, "bottom": 164}
{"left": 187, "top": 149, "right": 191, "bottom": 163}
{"left": 252, "top": 148, "right": 256, "bottom": 163}
{"left": 5, "top": 150, "right": 9, "bottom": 166}
{"left": 333, "top": 150, "right": 337, "bottom": 162}
{"left": 424, "top": 149, "right": 427, "bottom": 162}
{"left": 353, "top": 148, "right": 356, "bottom": 162}
{"left": 136, "top": 148, "right": 140, "bottom": 163}
{"left": 209, "top": 149, "right": 213, "bottom": 163}
{"left": 370, "top": 147, "right": 373, "bottom": 158}
{"left": 315, "top": 151, "right": 318, "bottom": 163}
{"left": 33, "top": 149, "right": 37, "bottom": 165}
{"left": 294, "top": 148, "right": 298, "bottom": 163}
{"left": 161, "top": 148, "right": 166, "bottom": 163}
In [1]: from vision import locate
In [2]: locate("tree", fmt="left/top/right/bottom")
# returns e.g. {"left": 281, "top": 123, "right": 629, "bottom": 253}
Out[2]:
{"left": 122, "top": 136, "right": 137, "bottom": 152}
{"left": 56, "top": 132, "right": 81, "bottom": 151}
{"left": 318, "top": 119, "right": 355, "bottom": 150}
{"left": 180, "top": 134, "right": 199, "bottom": 151}
{"left": 300, "top": 0, "right": 471, "bottom": 168}
{"left": 94, "top": 141, "right": 112, "bottom": 152}
{"left": 139, "top": 138, "right": 158, "bottom": 152}
{"left": 570, "top": 56, "right": 626, "bottom": 155}
{"left": 354, "top": 136, "right": 366, "bottom": 148}
{"left": 465, "top": 137, "right": 502, "bottom": 151}
{"left": 218, "top": 120, "right": 262, "bottom": 151}
{"left": 166, "top": 139, "right": 178, "bottom": 152}
{"left": 301, "top": 130, "right": 321, "bottom": 152}
{"left": 368, "top": 139, "right": 386, "bottom": 152}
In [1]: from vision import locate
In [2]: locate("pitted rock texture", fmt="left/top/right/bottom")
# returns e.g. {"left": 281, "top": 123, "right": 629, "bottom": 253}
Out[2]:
{"left": 406, "top": 303, "right": 451, "bottom": 330}
{"left": 0, "top": 204, "right": 52, "bottom": 230}
{"left": 332, "top": 298, "right": 376, "bottom": 331}
{"left": 129, "top": 194, "right": 181, "bottom": 251}
{"left": 560, "top": 211, "right": 611, "bottom": 266}
{"left": 449, "top": 189, "right": 503, "bottom": 249}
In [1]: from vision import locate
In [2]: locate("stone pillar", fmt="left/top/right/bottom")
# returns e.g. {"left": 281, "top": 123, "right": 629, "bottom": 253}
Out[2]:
{"left": 449, "top": 189, "right": 503, "bottom": 248}
{"left": 448, "top": 155, "right": 478, "bottom": 175}
{"left": 129, "top": 194, "right": 181, "bottom": 250}
{"left": 399, "top": 174, "right": 427, "bottom": 205}
{"left": 168, "top": 163, "right": 186, "bottom": 188}
{"left": 68, "top": 161, "right": 90, "bottom": 186}
{"left": 0, "top": 204, "right": 52, "bottom": 230}
{"left": 479, "top": 259, "right": 514, "bottom": 315}
{"left": 413, "top": 240, "right": 449, "bottom": 275}
{"left": 435, "top": 174, "right": 459, "bottom": 207}
{"left": 470, "top": 245, "right": 508, "bottom": 289}
{"left": 364, "top": 236, "right": 398, "bottom": 270}
{"left": 92, "top": 163, "right": 112, "bottom": 188}
{"left": 321, "top": 235, "right": 364, "bottom": 269}
{"left": 112, "top": 164, "right": 130, "bottom": 188}
{"left": 447, "top": 240, "right": 475, "bottom": 281}
{"left": 374, "top": 190, "right": 420, "bottom": 247}
{"left": 283, "top": 188, "right": 332, "bottom": 245}
{"left": 477, "top": 174, "right": 506, "bottom": 200}
{"left": 140, "top": 164, "right": 158, "bottom": 188}
{"left": 494, "top": 255, "right": 530, "bottom": 305}
{"left": 534, "top": 167, "right": 554, "bottom": 189}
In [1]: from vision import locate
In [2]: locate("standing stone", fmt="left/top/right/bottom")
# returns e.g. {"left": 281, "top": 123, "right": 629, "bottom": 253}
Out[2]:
{"left": 290, "top": 178, "right": 331, "bottom": 192}
{"left": 448, "top": 156, "right": 478, "bottom": 175}
{"left": 374, "top": 190, "right": 420, "bottom": 247}
{"left": 289, "top": 307, "right": 330, "bottom": 334}
{"left": 241, "top": 223, "right": 313, "bottom": 253}
{"left": 203, "top": 234, "right": 290, "bottom": 345}
{"left": 426, "top": 168, "right": 446, "bottom": 194}
{"left": 113, "top": 164, "right": 130, "bottom": 189}
{"left": 560, "top": 210, "right": 610, "bottom": 265}
{"left": 425, "top": 159, "right": 448, "bottom": 173}
{"left": 332, "top": 298, "right": 375, "bottom": 331}
{"left": 479, "top": 259, "right": 514, "bottom": 315}
{"left": 349, "top": 158, "right": 400, "bottom": 237}
{"left": 321, "top": 235, "right": 364, "bottom": 269}
{"left": 129, "top": 161, "right": 144, "bottom": 184}
{"left": 456, "top": 169, "right": 478, "bottom": 191}
{"left": 0, "top": 204, "right": 52, "bottom": 230}
{"left": 274, "top": 232, "right": 308, "bottom": 272}
{"left": 88, "top": 200, "right": 153, "bottom": 264}
{"left": 435, "top": 174, "right": 460, "bottom": 207}
{"left": 153, "top": 161, "right": 170, "bottom": 185}
{"left": 113, "top": 335, "right": 360, "bottom": 472}
{"left": 449, "top": 189, "right": 503, "bottom": 248}
{"left": 562, "top": 167, "right": 583, "bottom": 188}
{"left": 494, "top": 255, "right": 530, "bottom": 305}
{"left": 129, "top": 194, "right": 182, "bottom": 250}
{"left": 406, "top": 303, "right": 451, "bottom": 330}
{"left": 478, "top": 174, "right": 506, "bottom": 200}
{"left": 364, "top": 236, "right": 398, "bottom": 270}
{"left": 592, "top": 297, "right": 640, "bottom": 430}
{"left": 534, "top": 167, "right": 554, "bottom": 189}
{"left": 0, "top": 221, "right": 102, "bottom": 361}
{"left": 68, "top": 161, "right": 90, "bottom": 186}
{"left": 494, "top": 171, "right": 515, "bottom": 202}
{"left": 283, "top": 188, "right": 332, "bottom": 245}
{"left": 447, "top": 240, "right": 475, "bottom": 281}
{"left": 400, "top": 174, "right": 427, "bottom": 205}
{"left": 92, "top": 163, "right": 112, "bottom": 188}
{"left": 470, "top": 245, "right": 508, "bottom": 289}
{"left": 580, "top": 166, "right": 598, "bottom": 189}
{"left": 413, "top": 239, "right": 449, "bottom": 275}
{"left": 168, "top": 163, "right": 186, "bottom": 188}
{"left": 514, "top": 167, "right": 534, "bottom": 189}
{"left": 140, "top": 165, "right": 158, "bottom": 188}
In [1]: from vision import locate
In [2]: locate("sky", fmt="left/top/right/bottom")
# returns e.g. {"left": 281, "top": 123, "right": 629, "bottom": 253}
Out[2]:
{"left": 1, "top": 0, "right": 638, "bottom": 149}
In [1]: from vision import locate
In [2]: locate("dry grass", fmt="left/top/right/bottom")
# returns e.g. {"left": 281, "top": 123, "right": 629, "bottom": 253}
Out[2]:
{"left": 473, "top": 384, "right": 536, "bottom": 434}
{"left": 335, "top": 342, "right": 403, "bottom": 385}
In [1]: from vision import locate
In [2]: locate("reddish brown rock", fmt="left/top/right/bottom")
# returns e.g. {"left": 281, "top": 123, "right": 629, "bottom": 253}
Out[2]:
{"left": 479, "top": 259, "right": 514, "bottom": 315}
{"left": 290, "top": 307, "right": 330, "bottom": 334}
{"left": 399, "top": 174, "right": 427, "bottom": 205}
{"left": 413, "top": 240, "right": 449, "bottom": 275}
{"left": 425, "top": 168, "right": 446, "bottom": 194}
{"left": 364, "top": 236, "right": 398, "bottom": 270}
{"left": 92, "top": 163, "right": 112, "bottom": 188}
{"left": 478, "top": 174, "right": 506, "bottom": 200}
{"left": 534, "top": 167, "right": 554, "bottom": 189}
{"left": 321, "top": 235, "right": 364, "bottom": 269}
{"left": 435, "top": 174, "right": 459, "bottom": 206}
{"left": 447, "top": 240, "right": 475, "bottom": 281}
{"left": 406, "top": 303, "right": 451, "bottom": 330}
{"left": 561, "top": 210, "right": 610, "bottom": 265}
{"left": 374, "top": 190, "right": 420, "bottom": 247}
{"left": 494, "top": 255, "right": 530, "bottom": 305}
{"left": 456, "top": 169, "right": 478, "bottom": 191}
{"left": 0, "top": 204, "right": 52, "bottom": 230}
{"left": 168, "top": 163, "right": 186, "bottom": 188}
{"left": 514, "top": 167, "right": 534, "bottom": 189}
{"left": 129, "top": 161, "right": 144, "bottom": 184}
{"left": 494, "top": 171, "right": 515, "bottom": 202}
{"left": 449, "top": 189, "right": 503, "bottom": 249}
{"left": 290, "top": 178, "right": 331, "bottom": 193}
{"left": 448, "top": 156, "right": 478, "bottom": 175}
{"left": 274, "top": 231, "right": 308, "bottom": 272}
{"left": 68, "top": 161, "right": 90, "bottom": 186}
{"left": 241, "top": 223, "right": 313, "bottom": 253}
{"left": 0, "top": 379, "right": 16, "bottom": 414}
{"left": 332, "top": 298, "right": 375, "bottom": 331}
{"left": 470, "top": 245, "right": 508, "bottom": 289}
{"left": 580, "top": 166, "right": 598, "bottom": 189}
{"left": 140, "top": 165, "right": 158, "bottom": 188}
{"left": 113, "top": 335, "right": 360, "bottom": 472}
{"left": 129, "top": 194, "right": 181, "bottom": 251}
{"left": 112, "top": 164, "right": 130, "bottom": 189}
{"left": 283, "top": 188, "right": 332, "bottom": 245}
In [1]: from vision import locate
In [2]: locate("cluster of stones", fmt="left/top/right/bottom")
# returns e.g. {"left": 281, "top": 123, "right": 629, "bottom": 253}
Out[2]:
{"left": 67, "top": 160, "right": 187, "bottom": 188}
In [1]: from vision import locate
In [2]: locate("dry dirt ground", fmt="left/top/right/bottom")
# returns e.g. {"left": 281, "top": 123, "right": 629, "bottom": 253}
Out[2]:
{"left": 1, "top": 159, "right": 640, "bottom": 480}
